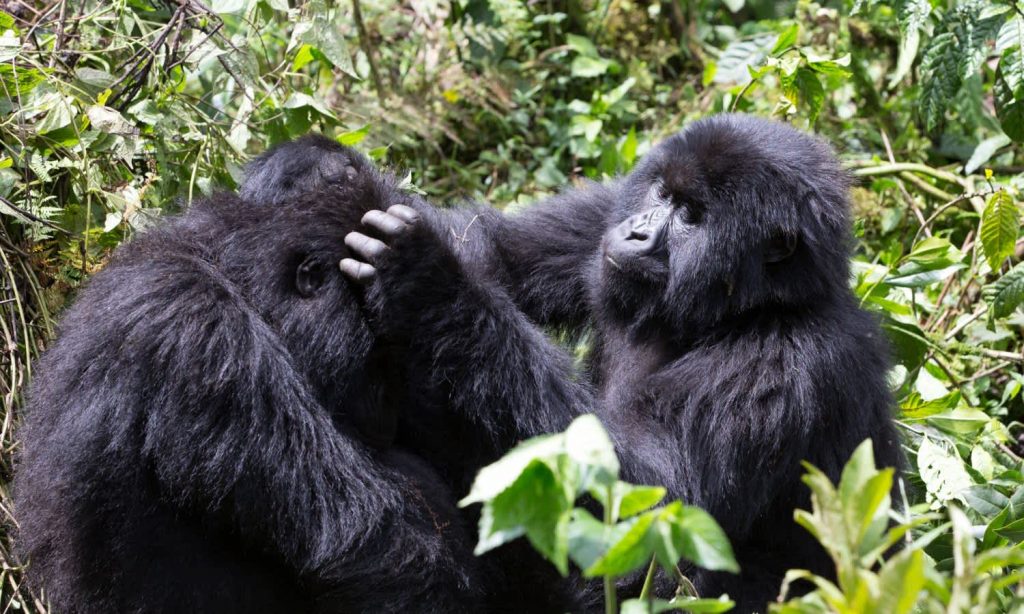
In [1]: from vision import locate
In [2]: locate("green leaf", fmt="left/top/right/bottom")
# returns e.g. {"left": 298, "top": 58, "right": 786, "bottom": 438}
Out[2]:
{"left": 996, "top": 45, "right": 1024, "bottom": 141}
{"left": 667, "top": 504, "right": 739, "bottom": 573}
{"left": 876, "top": 548, "right": 926, "bottom": 614}
{"left": 461, "top": 433, "right": 565, "bottom": 506}
{"left": 965, "top": 134, "right": 1012, "bottom": 174}
{"left": 0, "top": 64, "right": 45, "bottom": 98}
{"left": 585, "top": 513, "right": 655, "bottom": 577}
{"left": 721, "top": 0, "right": 744, "bottom": 13}
{"left": 983, "top": 261, "right": 1024, "bottom": 318}
{"left": 571, "top": 55, "right": 611, "bottom": 78}
{"left": 926, "top": 408, "right": 992, "bottom": 436}
{"left": 780, "top": 67, "right": 825, "bottom": 122}
{"left": 919, "top": 32, "right": 961, "bottom": 133}
{"left": 771, "top": 24, "right": 799, "bottom": 55}
{"left": 889, "top": 0, "right": 931, "bottom": 86}
{"left": 299, "top": 0, "right": 357, "bottom": 78}
{"left": 713, "top": 34, "right": 776, "bottom": 85}
{"left": 995, "top": 516, "right": 1024, "bottom": 543}
{"left": 964, "top": 485, "right": 1011, "bottom": 518}
{"left": 621, "top": 596, "right": 735, "bottom": 613}
{"left": 566, "top": 34, "right": 599, "bottom": 57}
{"left": 980, "top": 191, "right": 1020, "bottom": 271}
{"left": 479, "top": 460, "right": 573, "bottom": 573}
{"left": 210, "top": 0, "right": 246, "bottom": 14}
{"left": 337, "top": 124, "right": 370, "bottom": 146}
{"left": 918, "top": 437, "right": 974, "bottom": 509}
{"left": 0, "top": 10, "right": 15, "bottom": 31}
{"left": 567, "top": 508, "right": 619, "bottom": 571}
{"left": 619, "top": 485, "right": 667, "bottom": 518}
{"left": 565, "top": 414, "right": 619, "bottom": 487}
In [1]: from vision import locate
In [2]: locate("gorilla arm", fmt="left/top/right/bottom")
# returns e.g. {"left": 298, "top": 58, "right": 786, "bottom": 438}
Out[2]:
{"left": 432, "top": 181, "right": 620, "bottom": 329}
{"left": 342, "top": 206, "right": 592, "bottom": 458}
{"left": 110, "top": 256, "right": 475, "bottom": 601}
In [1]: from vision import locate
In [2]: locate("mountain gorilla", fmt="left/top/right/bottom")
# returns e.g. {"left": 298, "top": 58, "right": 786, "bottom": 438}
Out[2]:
{"left": 13, "top": 147, "right": 567, "bottom": 612}
{"left": 337, "top": 114, "right": 903, "bottom": 612}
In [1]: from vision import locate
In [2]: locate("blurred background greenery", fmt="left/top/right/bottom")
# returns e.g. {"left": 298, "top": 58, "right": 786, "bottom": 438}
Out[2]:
{"left": 1, "top": 0, "right": 1023, "bottom": 611}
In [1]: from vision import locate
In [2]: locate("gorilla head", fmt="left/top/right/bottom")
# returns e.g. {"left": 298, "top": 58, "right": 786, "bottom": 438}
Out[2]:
{"left": 599, "top": 115, "right": 852, "bottom": 337}
{"left": 240, "top": 134, "right": 361, "bottom": 206}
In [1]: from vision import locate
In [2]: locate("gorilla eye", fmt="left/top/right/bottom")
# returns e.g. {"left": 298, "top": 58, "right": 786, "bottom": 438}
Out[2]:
{"left": 295, "top": 255, "right": 327, "bottom": 298}
{"left": 678, "top": 202, "right": 704, "bottom": 225}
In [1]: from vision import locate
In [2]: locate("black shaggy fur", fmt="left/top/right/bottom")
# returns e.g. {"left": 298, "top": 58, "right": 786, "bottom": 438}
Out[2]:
{"left": 12, "top": 152, "right": 498, "bottom": 613}
{"left": 336, "top": 114, "right": 902, "bottom": 612}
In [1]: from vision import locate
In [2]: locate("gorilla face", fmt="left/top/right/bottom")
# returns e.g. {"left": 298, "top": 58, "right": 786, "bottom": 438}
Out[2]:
{"left": 597, "top": 115, "right": 853, "bottom": 339}
{"left": 221, "top": 148, "right": 416, "bottom": 444}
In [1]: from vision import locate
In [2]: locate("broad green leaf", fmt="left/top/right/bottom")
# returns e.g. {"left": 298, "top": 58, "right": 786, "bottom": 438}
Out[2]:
{"left": 0, "top": 64, "right": 44, "bottom": 98}
{"left": 996, "top": 45, "right": 1024, "bottom": 141}
{"left": 983, "top": 261, "right": 1024, "bottom": 318}
{"left": 481, "top": 460, "right": 572, "bottom": 573}
{"left": 780, "top": 67, "right": 825, "bottom": 122}
{"left": 919, "top": 32, "right": 961, "bottom": 132}
{"left": 995, "top": 516, "right": 1024, "bottom": 543}
{"left": 964, "top": 485, "right": 1011, "bottom": 518}
{"left": 210, "top": 0, "right": 246, "bottom": 14}
{"left": 461, "top": 433, "right": 564, "bottom": 505}
{"left": 337, "top": 124, "right": 370, "bottom": 146}
{"left": 567, "top": 508, "right": 619, "bottom": 571}
{"left": 713, "top": 34, "right": 776, "bottom": 85}
{"left": 621, "top": 596, "right": 735, "bottom": 613}
{"left": 918, "top": 437, "right": 974, "bottom": 510}
{"left": 876, "top": 548, "right": 926, "bottom": 614}
{"left": 901, "top": 391, "right": 961, "bottom": 419}
{"left": 620, "top": 485, "right": 667, "bottom": 518}
{"left": 979, "top": 191, "right": 1020, "bottom": 271}
{"left": 926, "top": 408, "right": 992, "bottom": 436}
{"left": 571, "top": 56, "right": 611, "bottom": 78}
{"left": 585, "top": 512, "right": 655, "bottom": 577}
{"left": 669, "top": 504, "right": 739, "bottom": 573}
{"left": 881, "top": 317, "right": 929, "bottom": 369}
{"left": 965, "top": 134, "right": 1012, "bottom": 174}
{"left": 565, "top": 414, "right": 619, "bottom": 487}
{"left": 721, "top": 0, "right": 744, "bottom": 13}
{"left": 838, "top": 439, "right": 878, "bottom": 509}
{"left": 771, "top": 24, "right": 799, "bottom": 55}
{"left": 889, "top": 0, "right": 930, "bottom": 86}
{"left": 0, "top": 10, "right": 14, "bottom": 30}
{"left": 566, "top": 34, "right": 599, "bottom": 57}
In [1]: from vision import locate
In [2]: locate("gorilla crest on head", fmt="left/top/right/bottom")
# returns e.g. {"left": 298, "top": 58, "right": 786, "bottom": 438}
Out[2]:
{"left": 601, "top": 114, "right": 853, "bottom": 338}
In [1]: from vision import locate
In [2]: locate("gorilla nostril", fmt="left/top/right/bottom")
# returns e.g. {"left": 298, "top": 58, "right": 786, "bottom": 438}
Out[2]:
{"left": 626, "top": 229, "right": 650, "bottom": 242}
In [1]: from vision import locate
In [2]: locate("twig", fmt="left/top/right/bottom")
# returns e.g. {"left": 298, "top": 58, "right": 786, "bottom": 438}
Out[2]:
{"left": 352, "top": 0, "right": 386, "bottom": 103}
{"left": 851, "top": 162, "right": 966, "bottom": 187}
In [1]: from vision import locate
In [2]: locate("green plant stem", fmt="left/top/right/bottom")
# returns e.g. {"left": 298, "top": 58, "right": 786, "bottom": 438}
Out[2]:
{"left": 851, "top": 162, "right": 965, "bottom": 187}
{"left": 639, "top": 556, "right": 657, "bottom": 600}
{"left": 604, "top": 483, "right": 617, "bottom": 614}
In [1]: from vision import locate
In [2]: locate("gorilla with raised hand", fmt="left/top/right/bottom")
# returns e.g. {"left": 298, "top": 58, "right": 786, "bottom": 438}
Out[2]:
{"left": 14, "top": 148, "right": 490, "bottom": 613}
{"left": 339, "top": 114, "right": 902, "bottom": 612}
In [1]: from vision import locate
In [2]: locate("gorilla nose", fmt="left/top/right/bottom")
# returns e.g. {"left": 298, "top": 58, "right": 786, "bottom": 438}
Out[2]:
{"left": 608, "top": 208, "right": 669, "bottom": 257}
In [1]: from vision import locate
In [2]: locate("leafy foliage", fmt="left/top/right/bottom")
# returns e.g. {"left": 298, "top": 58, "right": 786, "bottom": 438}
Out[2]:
{"left": 2, "top": 0, "right": 1024, "bottom": 612}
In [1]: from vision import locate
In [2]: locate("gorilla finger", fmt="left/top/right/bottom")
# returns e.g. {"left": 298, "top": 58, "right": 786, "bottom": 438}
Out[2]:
{"left": 344, "top": 232, "right": 389, "bottom": 261}
{"left": 387, "top": 204, "right": 420, "bottom": 225}
{"left": 339, "top": 258, "right": 377, "bottom": 283}
{"left": 362, "top": 209, "right": 409, "bottom": 237}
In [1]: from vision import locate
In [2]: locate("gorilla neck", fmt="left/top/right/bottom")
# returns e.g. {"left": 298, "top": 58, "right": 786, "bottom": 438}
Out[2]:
{"left": 594, "top": 322, "right": 676, "bottom": 399}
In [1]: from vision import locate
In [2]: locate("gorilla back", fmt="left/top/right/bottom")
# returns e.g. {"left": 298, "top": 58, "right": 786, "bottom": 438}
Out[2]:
{"left": 13, "top": 157, "right": 483, "bottom": 613}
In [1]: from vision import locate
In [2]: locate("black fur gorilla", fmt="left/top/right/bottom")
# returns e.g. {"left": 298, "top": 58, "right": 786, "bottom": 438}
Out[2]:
{"left": 339, "top": 114, "right": 903, "bottom": 612}
{"left": 13, "top": 150, "right": 498, "bottom": 613}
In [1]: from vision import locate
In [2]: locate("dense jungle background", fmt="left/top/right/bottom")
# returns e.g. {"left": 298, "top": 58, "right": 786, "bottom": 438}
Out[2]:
{"left": 2, "top": 0, "right": 1024, "bottom": 611}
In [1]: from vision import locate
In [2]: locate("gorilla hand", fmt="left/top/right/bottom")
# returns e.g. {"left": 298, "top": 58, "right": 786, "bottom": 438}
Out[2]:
{"left": 341, "top": 204, "right": 465, "bottom": 340}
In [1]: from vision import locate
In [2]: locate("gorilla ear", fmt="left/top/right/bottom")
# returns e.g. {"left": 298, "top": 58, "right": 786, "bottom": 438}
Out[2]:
{"left": 295, "top": 255, "right": 326, "bottom": 298}
{"left": 763, "top": 233, "right": 799, "bottom": 264}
